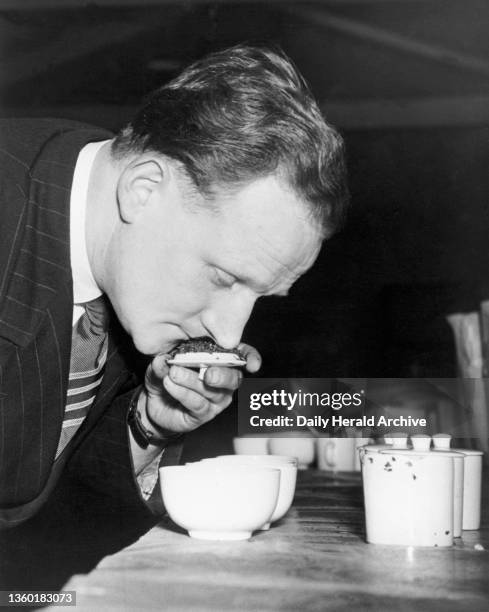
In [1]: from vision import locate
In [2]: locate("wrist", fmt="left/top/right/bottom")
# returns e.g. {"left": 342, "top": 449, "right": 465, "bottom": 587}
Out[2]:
{"left": 128, "top": 392, "right": 181, "bottom": 449}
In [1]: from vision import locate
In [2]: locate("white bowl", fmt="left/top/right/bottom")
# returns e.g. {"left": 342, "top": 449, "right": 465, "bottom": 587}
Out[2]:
{"left": 199, "top": 455, "right": 298, "bottom": 528}
{"left": 159, "top": 464, "right": 280, "bottom": 540}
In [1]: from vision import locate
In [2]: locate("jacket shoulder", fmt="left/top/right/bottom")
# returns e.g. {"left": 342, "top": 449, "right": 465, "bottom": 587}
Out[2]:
{"left": 0, "top": 118, "right": 112, "bottom": 170}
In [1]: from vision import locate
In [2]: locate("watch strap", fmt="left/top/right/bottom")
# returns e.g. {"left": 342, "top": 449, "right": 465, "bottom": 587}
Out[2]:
{"left": 128, "top": 395, "right": 168, "bottom": 449}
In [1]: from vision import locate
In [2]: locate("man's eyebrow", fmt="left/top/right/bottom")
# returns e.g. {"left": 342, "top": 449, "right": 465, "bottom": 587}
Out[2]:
{"left": 233, "top": 266, "right": 292, "bottom": 297}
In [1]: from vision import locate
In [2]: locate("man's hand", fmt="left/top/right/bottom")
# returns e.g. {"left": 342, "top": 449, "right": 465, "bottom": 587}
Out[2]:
{"left": 143, "top": 343, "right": 261, "bottom": 436}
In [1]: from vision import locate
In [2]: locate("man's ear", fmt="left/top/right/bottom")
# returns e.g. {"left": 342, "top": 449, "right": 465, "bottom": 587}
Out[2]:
{"left": 116, "top": 157, "right": 167, "bottom": 223}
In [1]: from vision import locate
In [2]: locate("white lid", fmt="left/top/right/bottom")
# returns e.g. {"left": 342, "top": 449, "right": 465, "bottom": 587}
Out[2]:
{"left": 391, "top": 434, "right": 409, "bottom": 449}
{"left": 364, "top": 444, "right": 392, "bottom": 453}
{"left": 431, "top": 449, "right": 465, "bottom": 458}
{"left": 384, "top": 431, "right": 408, "bottom": 445}
{"left": 410, "top": 435, "right": 431, "bottom": 452}
{"left": 432, "top": 433, "right": 452, "bottom": 450}
{"left": 379, "top": 449, "right": 456, "bottom": 459}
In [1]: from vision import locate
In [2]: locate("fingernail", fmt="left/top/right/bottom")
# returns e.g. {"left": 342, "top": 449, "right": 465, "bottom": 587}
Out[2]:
{"left": 171, "top": 367, "right": 183, "bottom": 382}
{"left": 206, "top": 369, "right": 219, "bottom": 385}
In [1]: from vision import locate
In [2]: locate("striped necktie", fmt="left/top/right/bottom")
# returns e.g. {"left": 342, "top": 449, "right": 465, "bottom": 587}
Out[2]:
{"left": 56, "top": 296, "right": 109, "bottom": 457}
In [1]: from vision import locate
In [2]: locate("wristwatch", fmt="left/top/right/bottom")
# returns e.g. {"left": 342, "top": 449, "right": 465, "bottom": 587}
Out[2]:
{"left": 127, "top": 394, "right": 180, "bottom": 449}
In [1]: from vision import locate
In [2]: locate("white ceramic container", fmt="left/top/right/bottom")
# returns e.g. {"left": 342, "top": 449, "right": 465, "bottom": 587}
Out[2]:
{"left": 432, "top": 435, "right": 483, "bottom": 531}
{"left": 159, "top": 464, "right": 280, "bottom": 540}
{"left": 268, "top": 434, "right": 316, "bottom": 469}
{"left": 458, "top": 449, "right": 483, "bottom": 530}
{"left": 233, "top": 435, "right": 270, "bottom": 455}
{"left": 199, "top": 455, "right": 297, "bottom": 528}
{"left": 360, "top": 448, "right": 454, "bottom": 547}
{"left": 317, "top": 438, "right": 357, "bottom": 472}
{"left": 354, "top": 438, "right": 374, "bottom": 470}
{"left": 430, "top": 449, "right": 465, "bottom": 537}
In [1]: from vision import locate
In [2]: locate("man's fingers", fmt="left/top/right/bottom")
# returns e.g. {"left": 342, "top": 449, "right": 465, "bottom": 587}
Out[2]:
{"left": 169, "top": 364, "right": 241, "bottom": 397}
{"left": 162, "top": 376, "right": 231, "bottom": 421}
{"left": 146, "top": 353, "right": 170, "bottom": 386}
{"left": 238, "top": 343, "right": 262, "bottom": 373}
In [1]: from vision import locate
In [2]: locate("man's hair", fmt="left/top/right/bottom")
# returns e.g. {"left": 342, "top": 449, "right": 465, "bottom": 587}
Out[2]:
{"left": 112, "top": 44, "right": 349, "bottom": 236}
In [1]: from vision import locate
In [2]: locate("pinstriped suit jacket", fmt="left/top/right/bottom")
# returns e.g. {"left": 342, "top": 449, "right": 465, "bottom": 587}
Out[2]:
{"left": 0, "top": 118, "right": 181, "bottom": 528}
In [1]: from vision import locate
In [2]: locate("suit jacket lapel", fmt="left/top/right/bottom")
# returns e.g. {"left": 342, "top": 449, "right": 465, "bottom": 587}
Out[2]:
{"left": 0, "top": 124, "right": 112, "bottom": 347}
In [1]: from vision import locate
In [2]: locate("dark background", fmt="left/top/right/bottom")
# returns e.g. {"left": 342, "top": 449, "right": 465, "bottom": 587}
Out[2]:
{"left": 2, "top": 0, "right": 489, "bottom": 453}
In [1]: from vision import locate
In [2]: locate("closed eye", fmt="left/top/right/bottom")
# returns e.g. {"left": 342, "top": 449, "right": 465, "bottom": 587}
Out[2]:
{"left": 212, "top": 267, "right": 237, "bottom": 288}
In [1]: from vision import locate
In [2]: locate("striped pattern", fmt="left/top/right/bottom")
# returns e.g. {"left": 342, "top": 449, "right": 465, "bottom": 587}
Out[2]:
{"left": 56, "top": 298, "right": 108, "bottom": 457}
{"left": 0, "top": 119, "right": 148, "bottom": 526}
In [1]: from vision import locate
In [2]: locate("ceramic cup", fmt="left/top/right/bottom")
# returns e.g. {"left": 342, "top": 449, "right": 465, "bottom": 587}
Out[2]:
{"left": 268, "top": 433, "right": 316, "bottom": 469}
{"left": 360, "top": 448, "right": 454, "bottom": 547}
{"left": 199, "top": 455, "right": 297, "bottom": 528}
{"left": 233, "top": 435, "right": 270, "bottom": 455}
{"left": 160, "top": 464, "right": 280, "bottom": 540}
{"left": 317, "top": 438, "right": 357, "bottom": 472}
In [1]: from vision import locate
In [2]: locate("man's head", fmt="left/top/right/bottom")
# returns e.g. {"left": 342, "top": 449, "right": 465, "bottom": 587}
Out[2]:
{"left": 111, "top": 44, "right": 348, "bottom": 238}
{"left": 95, "top": 45, "right": 348, "bottom": 355}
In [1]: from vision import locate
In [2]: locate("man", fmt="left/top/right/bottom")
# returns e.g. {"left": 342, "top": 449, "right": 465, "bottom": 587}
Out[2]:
{"left": 0, "top": 45, "right": 348, "bottom": 535}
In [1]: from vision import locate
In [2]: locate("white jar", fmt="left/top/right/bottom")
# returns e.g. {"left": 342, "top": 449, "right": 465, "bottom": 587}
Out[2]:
{"left": 361, "top": 448, "right": 454, "bottom": 547}
{"left": 432, "top": 435, "right": 483, "bottom": 531}
{"left": 457, "top": 449, "right": 483, "bottom": 530}
{"left": 430, "top": 450, "right": 465, "bottom": 538}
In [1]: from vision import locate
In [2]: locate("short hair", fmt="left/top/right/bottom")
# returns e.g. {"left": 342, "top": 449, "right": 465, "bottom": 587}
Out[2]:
{"left": 112, "top": 44, "right": 349, "bottom": 236}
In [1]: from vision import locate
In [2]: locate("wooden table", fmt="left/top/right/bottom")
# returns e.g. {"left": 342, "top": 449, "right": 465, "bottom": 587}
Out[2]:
{"left": 59, "top": 470, "right": 489, "bottom": 611}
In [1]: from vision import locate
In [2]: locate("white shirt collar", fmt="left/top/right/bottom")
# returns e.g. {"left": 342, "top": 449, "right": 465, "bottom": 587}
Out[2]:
{"left": 70, "top": 140, "right": 109, "bottom": 306}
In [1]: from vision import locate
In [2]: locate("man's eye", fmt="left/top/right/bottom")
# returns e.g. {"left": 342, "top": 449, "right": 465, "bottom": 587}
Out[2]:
{"left": 212, "top": 268, "right": 236, "bottom": 288}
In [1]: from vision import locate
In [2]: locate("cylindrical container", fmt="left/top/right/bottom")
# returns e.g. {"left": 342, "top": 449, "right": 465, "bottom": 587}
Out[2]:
{"left": 432, "top": 435, "right": 483, "bottom": 531}
{"left": 458, "top": 449, "right": 483, "bottom": 530}
{"left": 354, "top": 438, "right": 374, "bottom": 471}
{"left": 430, "top": 450, "right": 465, "bottom": 538}
{"left": 361, "top": 449, "right": 454, "bottom": 547}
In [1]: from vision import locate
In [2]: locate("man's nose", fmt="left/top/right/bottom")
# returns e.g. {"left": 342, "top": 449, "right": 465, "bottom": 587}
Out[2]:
{"left": 202, "top": 293, "right": 256, "bottom": 349}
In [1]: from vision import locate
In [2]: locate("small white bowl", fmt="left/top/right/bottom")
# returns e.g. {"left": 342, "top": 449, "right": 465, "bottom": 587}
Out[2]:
{"left": 199, "top": 455, "right": 298, "bottom": 528}
{"left": 159, "top": 464, "right": 280, "bottom": 540}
